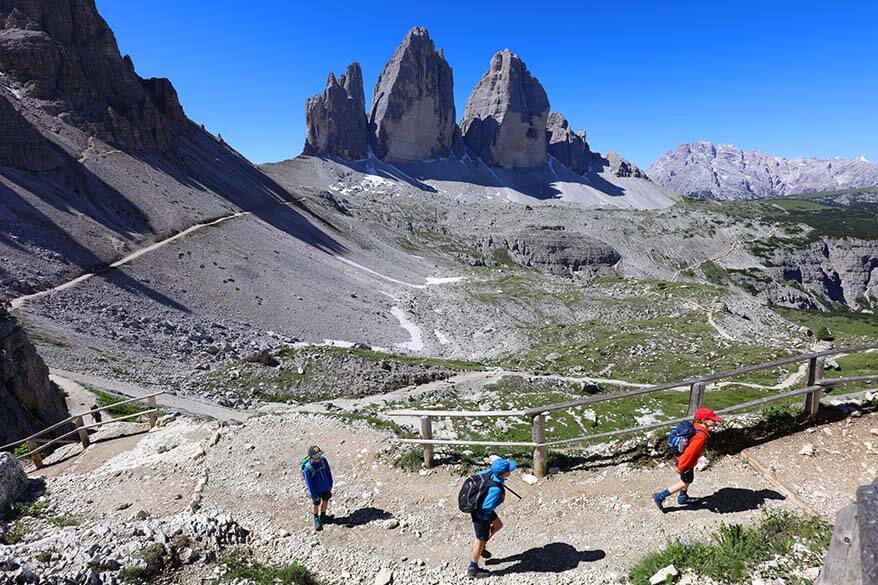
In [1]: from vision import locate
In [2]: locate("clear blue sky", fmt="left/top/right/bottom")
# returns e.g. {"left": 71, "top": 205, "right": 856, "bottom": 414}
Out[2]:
{"left": 97, "top": 0, "right": 877, "bottom": 168}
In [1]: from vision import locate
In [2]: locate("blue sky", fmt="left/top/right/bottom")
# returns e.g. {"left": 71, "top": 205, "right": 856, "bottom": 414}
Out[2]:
{"left": 97, "top": 0, "right": 877, "bottom": 168}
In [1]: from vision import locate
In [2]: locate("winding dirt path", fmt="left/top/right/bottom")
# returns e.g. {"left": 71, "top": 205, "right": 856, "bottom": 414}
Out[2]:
{"left": 10, "top": 213, "right": 248, "bottom": 310}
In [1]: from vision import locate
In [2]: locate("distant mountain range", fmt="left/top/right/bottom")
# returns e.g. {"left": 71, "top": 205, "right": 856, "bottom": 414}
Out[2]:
{"left": 648, "top": 141, "right": 878, "bottom": 200}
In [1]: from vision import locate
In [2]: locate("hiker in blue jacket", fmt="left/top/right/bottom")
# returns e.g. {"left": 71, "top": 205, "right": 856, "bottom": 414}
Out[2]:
{"left": 468, "top": 458, "right": 516, "bottom": 579}
{"left": 302, "top": 445, "right": 333, "bottom": 531}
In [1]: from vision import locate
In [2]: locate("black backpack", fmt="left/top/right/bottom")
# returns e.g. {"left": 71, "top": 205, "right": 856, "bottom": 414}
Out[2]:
{"left": 458, "top": 472, "right": 503, "bottom": 513}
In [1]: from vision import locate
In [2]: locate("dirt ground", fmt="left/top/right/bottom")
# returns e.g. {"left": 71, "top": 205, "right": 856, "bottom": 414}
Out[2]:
{"left": 34, "top": 407, "right": 877, "bottom": 584}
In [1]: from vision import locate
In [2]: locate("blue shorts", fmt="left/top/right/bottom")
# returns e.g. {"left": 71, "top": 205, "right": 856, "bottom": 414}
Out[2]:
{"left": 471, "top": 512, "right": 497, "bottom": 541}
{"left": 680, "top": 469, "right": 694, "bottom": 484}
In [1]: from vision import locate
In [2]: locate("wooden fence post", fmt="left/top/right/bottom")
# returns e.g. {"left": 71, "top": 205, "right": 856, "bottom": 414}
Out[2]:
{"left": 74, "top": 415, "right": 90, "bottom": 448}
{"left": 805, "top": 356, "right": 825, "bottom": 420}
{"left": 147, "top": 395, "right": 158, "bottom": 428}
{"left": 420, "top": 416, "right": 434, "bottom": 469}
{"left": 532, "top": 413, "right": 548, "bottom": 479}
{"left": 687, "top": 382, "right": 706, "bottom": 416}
{"left": 27, "top": 439, "right": 43, "bottom": 469}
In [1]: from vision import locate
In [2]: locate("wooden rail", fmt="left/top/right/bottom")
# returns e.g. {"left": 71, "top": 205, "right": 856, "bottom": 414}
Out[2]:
{"left": 386, "top": 344, "right": 878, "bottom": 477}
{"left": 1, "top": 391, "right": 164, "bottom": 469}
{"left": 818, "top": 476, "right": 878, "bottom": 584}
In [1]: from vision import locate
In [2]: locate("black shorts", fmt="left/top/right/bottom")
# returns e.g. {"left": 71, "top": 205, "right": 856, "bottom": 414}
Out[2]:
{"left": 471, "top": 512, "right": 498, "bottom": 542}
{"left": 680, "top": 469, "right": 694, "bottom": 484}
{"left": 312, "top": 491, "right": 332, "bottom": 505}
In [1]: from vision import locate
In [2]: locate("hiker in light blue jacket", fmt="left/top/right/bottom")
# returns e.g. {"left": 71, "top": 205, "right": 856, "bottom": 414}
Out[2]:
{"left": 468, "top": 458, "right": 516, "bottom": 579}
{"left": 302, "top": 445, "right": 333, "bottom": 531}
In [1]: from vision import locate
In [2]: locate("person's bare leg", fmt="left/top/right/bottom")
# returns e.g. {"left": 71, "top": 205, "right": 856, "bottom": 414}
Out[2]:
{"left": 312, "top": 503, "right": 320, "bottom": 516}
{"left": 489, "top": 518, "right": 503, "bottom": 539}
{"left": 471, "top": 539, "right": 486, "bottom": 564}
{"left": 666, "top": 480, "right": 688, "bottom": 496}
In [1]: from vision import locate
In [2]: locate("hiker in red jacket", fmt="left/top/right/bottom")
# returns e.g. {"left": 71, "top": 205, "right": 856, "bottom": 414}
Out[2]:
{"left": 653, "top": 407, "right": 721, "bottom": 511}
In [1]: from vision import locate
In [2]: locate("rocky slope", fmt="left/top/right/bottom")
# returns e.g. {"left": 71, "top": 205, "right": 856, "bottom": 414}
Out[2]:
{"left": 0, "top": 306, "right": 69, "bottom": 445}
{"left": 649, "top": 142, "right": 878, "bottom": 200}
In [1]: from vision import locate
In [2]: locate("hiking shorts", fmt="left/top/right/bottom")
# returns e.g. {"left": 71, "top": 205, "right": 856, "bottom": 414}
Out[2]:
{"left": 311, "top": 491, "right": 332, "bottom": 506}
{"left": 471, "top": 512, "right": 498, "bottom": 542}
{"left": 679, "top": 468, "right": 694, "bottom": 484}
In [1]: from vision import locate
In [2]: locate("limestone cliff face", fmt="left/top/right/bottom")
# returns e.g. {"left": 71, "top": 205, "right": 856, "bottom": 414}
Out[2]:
{"left": 764, "top": 239, "right": 878, "bottom": 309}
{"left": 0, "top": 0, "right": 187, "bottom": 150}
{"left": 477, "top": 230, "right": 620, "bottom": 276}
{"left": 303, "top": 63, "right": 370, "bottom": 159}
{"left": 0, "top": 306, "right": 70, "bottom": 445}
{"left": 369, "top": 27, "right": 455, "bottom": 162}
{"left": 461, "top": 50, "right": 549, "bottom": 170}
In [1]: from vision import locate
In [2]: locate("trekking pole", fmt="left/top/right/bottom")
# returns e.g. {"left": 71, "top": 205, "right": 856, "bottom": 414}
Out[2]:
{"left": 505, "top": 485, "right": 523, "bottom": 500}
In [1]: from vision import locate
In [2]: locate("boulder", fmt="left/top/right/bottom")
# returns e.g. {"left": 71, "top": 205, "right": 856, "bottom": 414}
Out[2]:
{"left": 369, "top": 27, "right": 455, "bottom": 162}
{"left": 461, "top": 50, "right": 549, "bottom": 170}
{"left": 303, "top": 63, "right": 369, "bottom": 159}
{"left": 0, "top": 453, "right": 28, "bottom": 511}
{"left": 0, "top": 307, "right": 71, "bottom": 446}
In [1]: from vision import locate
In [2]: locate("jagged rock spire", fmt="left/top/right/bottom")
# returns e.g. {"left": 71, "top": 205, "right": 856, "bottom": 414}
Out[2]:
{"left": 460, "top": 50, "right": 549, "bottom": 170}
{"left": 303, "top": 63, "right": 370, "bottom": 159}
{"left": 369, "top": 27, "right": 455, "bottom": 162}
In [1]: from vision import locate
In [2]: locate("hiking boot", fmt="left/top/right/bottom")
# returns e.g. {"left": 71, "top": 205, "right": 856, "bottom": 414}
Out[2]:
{"left": 653, "top": 492, "right": 666, "bottom": 512}
{"left": 678, "top": 496, "right": 702, "bottom": 506}
{"left": 313, "top": 516, "right": 323, "bottom": 532}
{"left": 320, "top": 512, "right": 332, "bottom": 524}
{"left": 467, "top": 566, "right": 490, "bottom": 579}
{"left": 480, "top": 549, "right": 492, "bottom": 559}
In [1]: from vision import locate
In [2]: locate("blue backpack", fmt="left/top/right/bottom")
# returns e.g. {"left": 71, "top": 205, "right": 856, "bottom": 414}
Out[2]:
{"left": 667, "top": 421, "right": 697, "bottom": 455}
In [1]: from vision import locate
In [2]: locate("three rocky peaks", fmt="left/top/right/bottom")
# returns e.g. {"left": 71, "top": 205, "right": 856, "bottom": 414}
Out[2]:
{"left": 304, "top": 27, "right": 645, "bottom": 177}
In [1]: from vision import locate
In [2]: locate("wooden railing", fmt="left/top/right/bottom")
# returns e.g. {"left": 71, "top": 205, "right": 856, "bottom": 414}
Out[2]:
{"left": 386, "top": 344, "right": 878, "bottom": 477}
{"left": 0, "top": 392, "right": 163, "bottom": 469}
{"left": 818, "top": 476, "right": 878, "bottom": 584}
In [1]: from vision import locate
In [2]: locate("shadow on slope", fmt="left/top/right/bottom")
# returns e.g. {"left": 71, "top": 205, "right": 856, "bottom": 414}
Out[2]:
{"left": 485, "top": 543, "right": 606, "bottom": 575}
{"left": 148, "top": 127, "right": 348, "bottom": 256}
{"left": 0, "top": 182, "right": 189, "bottom": 312}
{"left": 321, "top": 153, "right": 634, "bottom": 200}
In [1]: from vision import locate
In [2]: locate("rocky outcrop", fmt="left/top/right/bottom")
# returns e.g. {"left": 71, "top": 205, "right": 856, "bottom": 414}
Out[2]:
{"left": 759, "top": 239, "right": 878, "bottom": 309}
{"left": 369, "top": 27, "right": 455, "bottom": 162}
{"left": 461, "top": 50, "right": 549, "bottom": 170}
{"left": 478, "top": 229, "right": 620, "bottom": 276}
{"left": 0, "top": 453, "right": 28, "bottom": 510}
{"left": 546, "top": 112, "right": 593, "bottom": 174}
{"left": 1, "top": 306, "right": 70, "bottom": 446}
{"left": 303, "top": 63, "right": 369, "bottom": 160}
{"left": 0, "top": 0, "right": 185, "bottom": 150}
{"left": 602, "top": 152, "right": 648, "bottom": 179}
{"left": 0, "top": 94, "right": 58, "bottom": 171}
{"left": 648, "top": 142, "right": 878, "bottom": 200}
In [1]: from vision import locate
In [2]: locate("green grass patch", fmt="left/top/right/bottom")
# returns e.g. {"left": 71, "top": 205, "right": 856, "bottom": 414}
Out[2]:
{"left": 221, "top": 551, "right": 319, "bottom": 585}
{"left": 89, "top": 387, "right": 149, "bottom": 418}
{"left": 4, "top": 500, "right": 49, "bottom": 522}
{"left": 629, "top": 510, "right": 831, "bottom": 584}
{"left": 2, "top": 522, "right": 29, "bottom": 545}
{"left": 701, "top": 261, "right": 729, "bottom": 285}
{"left": 394, "top": 448, "right": 424, "bottom": 472}
{"left": 119, "top": 543, "right": 167, "bottom": 584}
